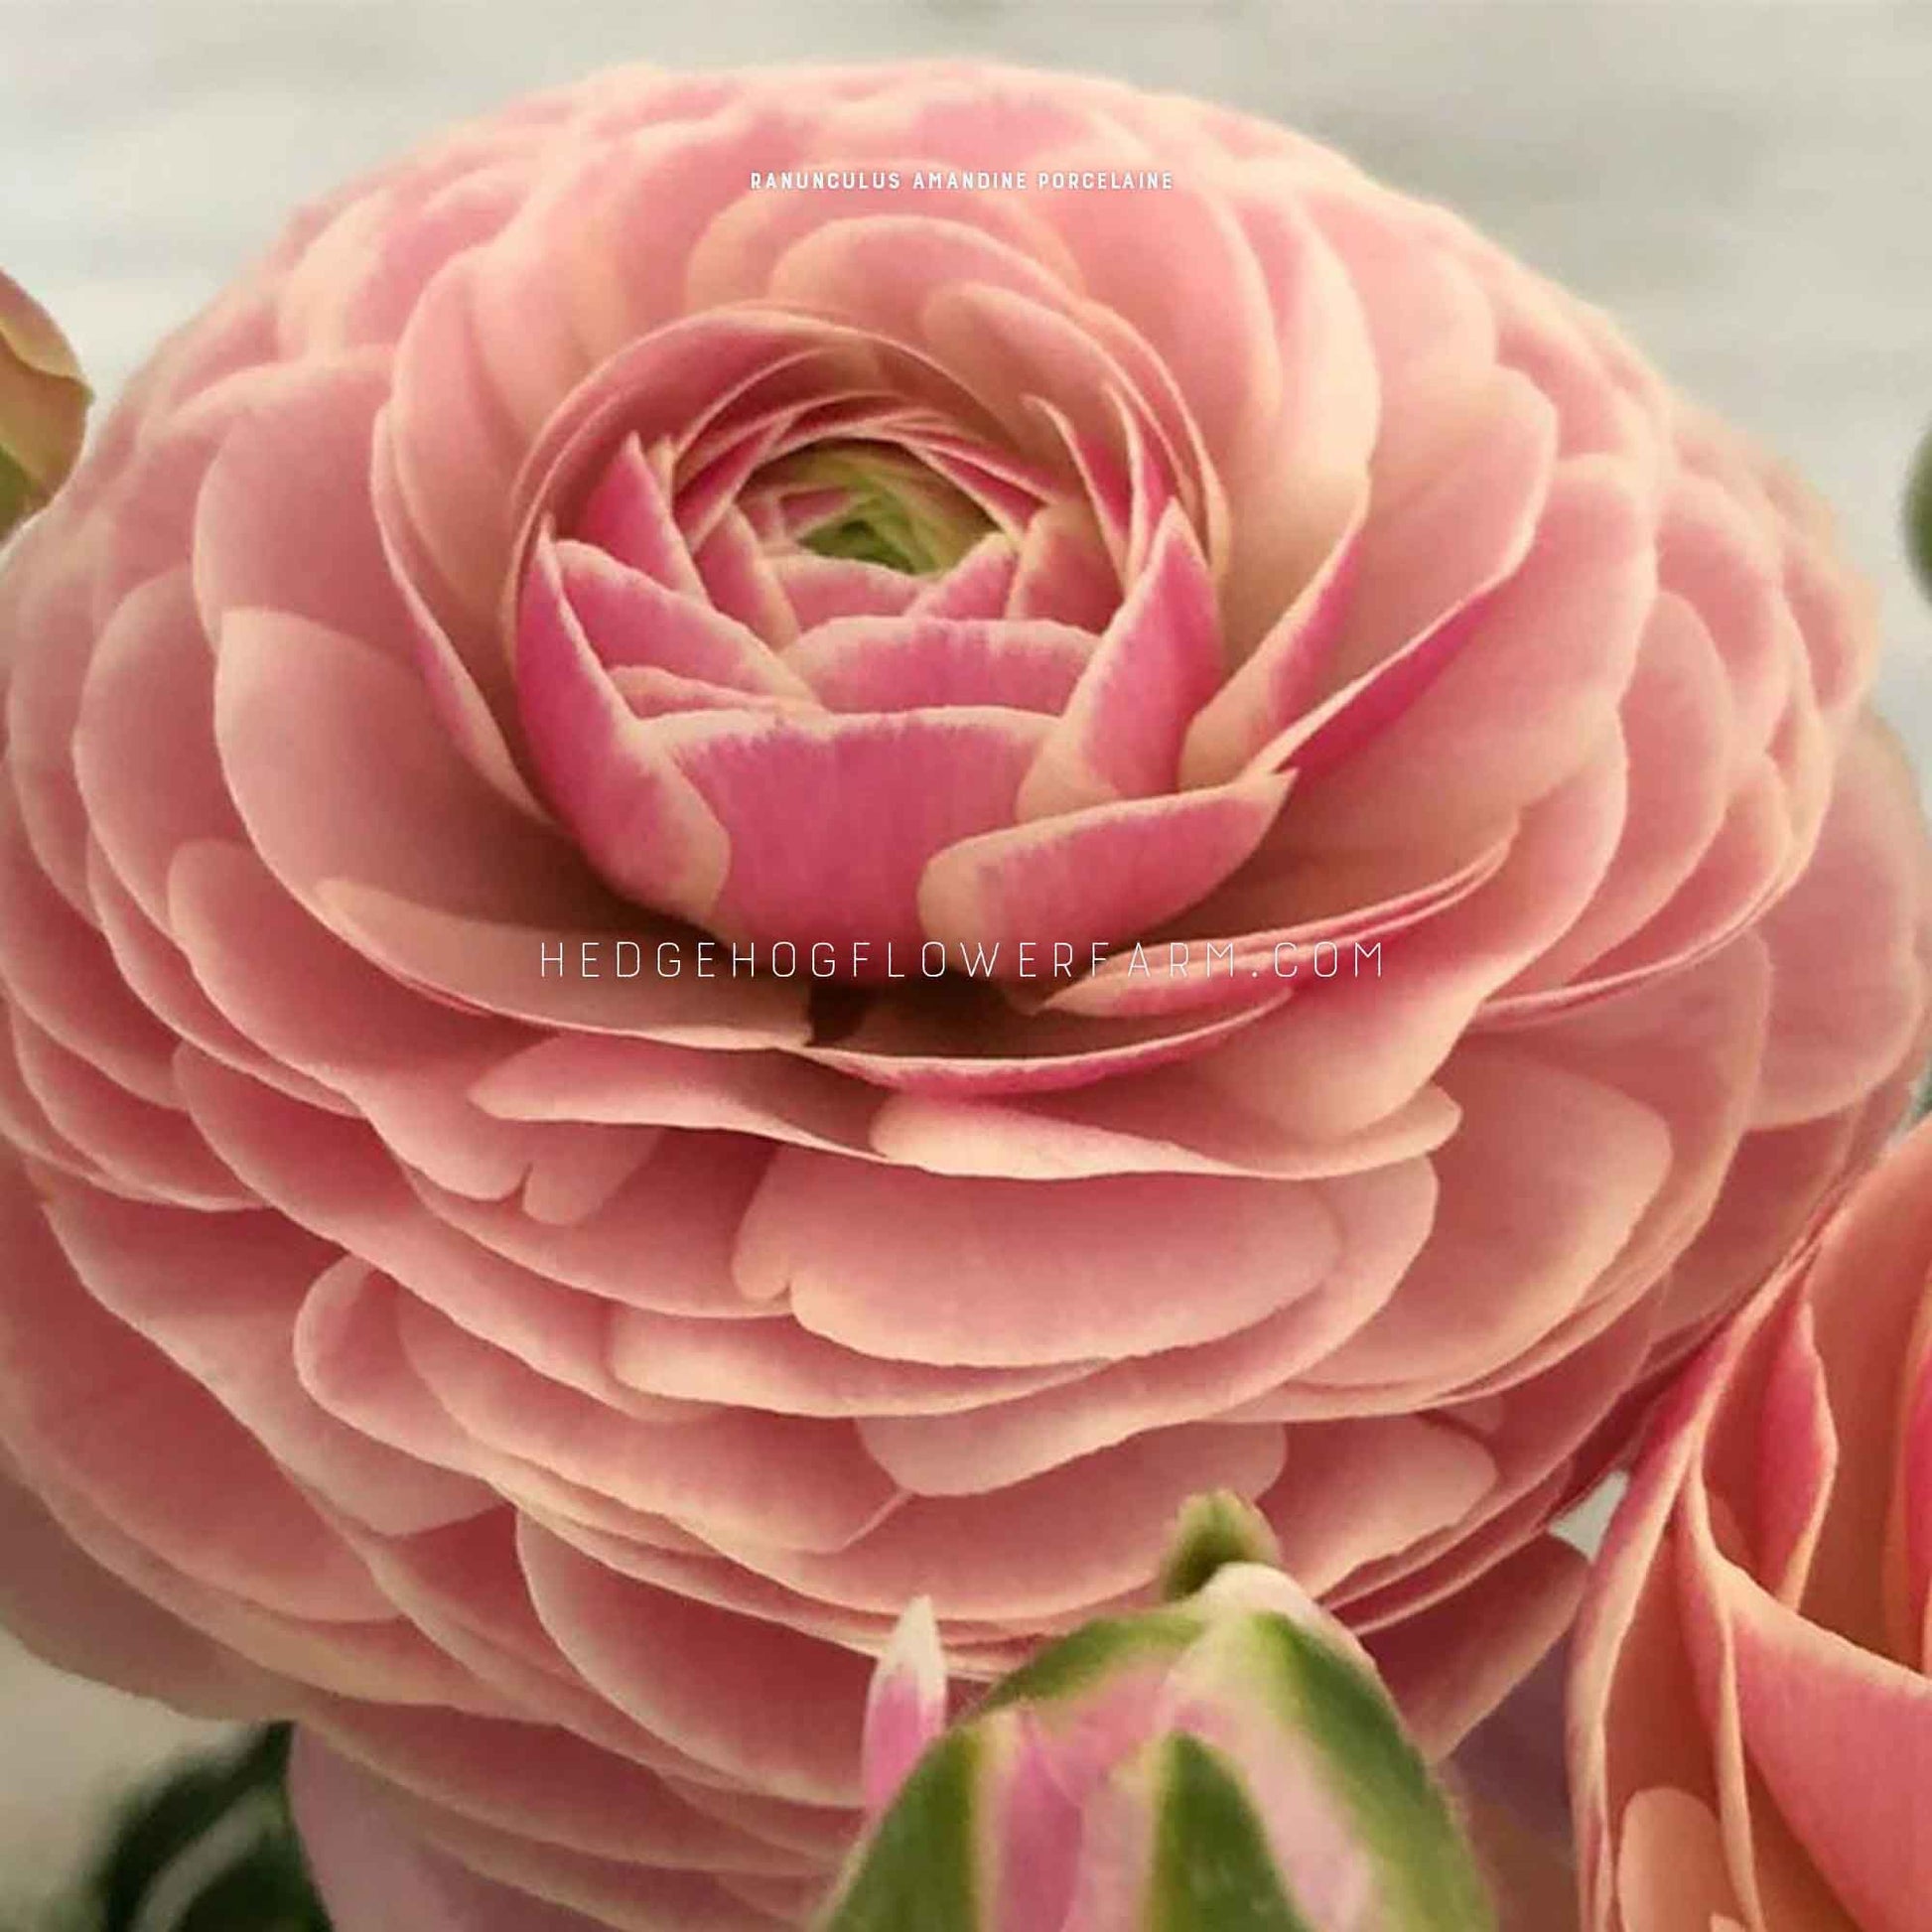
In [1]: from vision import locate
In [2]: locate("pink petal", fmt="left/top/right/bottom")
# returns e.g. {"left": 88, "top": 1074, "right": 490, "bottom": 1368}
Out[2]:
{"left": 861, "top": 1596, "right": 948, "bottom": 1818}
{"left": 907, "top": 531, "right": 1022, "bottom": 620}
{"left": 193, "top": 352, "right": 415, "bottom": 649}
{"left": 785, "top": 613, "right": 1093, "bottom": 715}
{"left": 919, "top": 771, "right": 1291, "bottom": 962}
{"left": 667, "top": 704, "right": 1050, "bottom": 959}
{"left": 517, "top": 1522, "right": 873, "bottom": 1805}
{"left": 553, "top": 536, "right": 807, "bottom": 698}
{"left": 1017, "top": 505, "right": 1222, "bottom": 817}
{"left": 571, "top": 433, "right": 705, "bottom": 595}
{"left": 513, "top": 534, "right": 734, "bottom": 923}
{"left": 1005, "top": 499, "right": 1122, "bottom": 630}
{"left": 739, "top": 1149, "right": 1340, "bottom": 1367}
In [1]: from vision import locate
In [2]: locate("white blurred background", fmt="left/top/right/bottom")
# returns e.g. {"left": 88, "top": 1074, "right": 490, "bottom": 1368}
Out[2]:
{"left": 2, "top": 0, "right": 1930, "bottom": 1911}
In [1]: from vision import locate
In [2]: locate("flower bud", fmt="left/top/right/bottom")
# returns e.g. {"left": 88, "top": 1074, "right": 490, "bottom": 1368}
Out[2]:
{"left": 822, "top": 1499, "right": 1495, "bottom": 1931}
{"left": 1909, "top": 422, "right": 1932, "bottom": 605}
{"left": 0, "top": 268, "right": 88, "bottom": 537}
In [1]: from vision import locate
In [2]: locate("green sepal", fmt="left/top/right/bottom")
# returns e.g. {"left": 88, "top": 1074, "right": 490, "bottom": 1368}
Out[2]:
{"left": 1247, "top": 1613, "right": 1495, "bottom": 1932}
{"left": 1147, "top": 1732, "right": 1312, "bottom": 1932}
{"left": 1159, "top": 1492, "right": 1283, "bottom": 1601}
{"left": 976, "top": 1609, "right": 1203, "bottom": 1717}
{"left": 818, "top": 1726, "right": 983, "bottom": 1932}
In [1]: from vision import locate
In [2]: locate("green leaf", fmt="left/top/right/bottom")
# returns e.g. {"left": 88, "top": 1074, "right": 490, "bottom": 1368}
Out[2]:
{"left": 818, "top": 1728, "right": 982, "bottom": 1932}
{"left": 12, "top": 1724, "right": 332, "bottom": 1932}
{"left": 1148, "top": 1733, "right": 1311, "bottom": 1932}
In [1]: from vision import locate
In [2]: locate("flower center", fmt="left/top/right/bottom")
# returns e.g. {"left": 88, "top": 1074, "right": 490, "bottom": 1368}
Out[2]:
{"left": 770, "top": 442, "right": 993, "bottom": 577}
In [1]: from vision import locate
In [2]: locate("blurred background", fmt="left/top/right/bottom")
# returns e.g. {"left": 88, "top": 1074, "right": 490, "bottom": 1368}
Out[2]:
{"left": 3, "top": 0, "right": 1930, "bottom": 1914}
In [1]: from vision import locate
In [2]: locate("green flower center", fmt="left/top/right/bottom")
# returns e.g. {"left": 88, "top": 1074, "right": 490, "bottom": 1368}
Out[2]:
{"left": 780, "top": 443, "right": 992, "bottom": 576}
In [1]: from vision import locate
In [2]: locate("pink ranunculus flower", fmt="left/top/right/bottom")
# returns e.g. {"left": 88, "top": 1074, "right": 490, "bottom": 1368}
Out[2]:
{"left": 0, "top": 58, "right": 1927, "bottom": 1927}
{"left": 1572, "top": 1117, "right": 1932, "bottom": 1932}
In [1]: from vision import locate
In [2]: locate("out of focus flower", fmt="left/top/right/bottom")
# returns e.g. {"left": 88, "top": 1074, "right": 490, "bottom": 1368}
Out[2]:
{"left": 1572, "top": 1118, "right": 1932, "bottom": 1931}
{"left": 825, "top": 1496, "right": 1494, "bottom": 1930}
{"left": 1906, "top": 424, "right": 1932, "bottom": 603}
{"left": 0, "top": 267, "right": 87, "bottom": 536}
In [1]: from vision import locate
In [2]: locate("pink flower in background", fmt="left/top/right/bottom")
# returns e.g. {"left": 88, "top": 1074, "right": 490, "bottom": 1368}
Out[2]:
{"left": 1572, "top": 1118, "right": 1932, "bottom": 1932}
{"left": 0, "top": 58, "right": 1927, "bottom": 1926}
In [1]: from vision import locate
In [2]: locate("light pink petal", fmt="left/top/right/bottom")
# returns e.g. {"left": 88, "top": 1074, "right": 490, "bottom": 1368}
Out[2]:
{"left": 518, "top": 1521, "right": 873, "bottom": 1805}
{"left": 861, "top": 1596, "right": 947, "bottom": 1818}
{"left": 666, "top": 704, "right": 1050, "bottom": 958}
{"left": 469, "top": 1033, "right": 881, "bottom": 1154}
{"left": 172, "top": 1049, "right": 675, "bottom": 1387}
{"left": 313, "top": 882, "right": 809, "bottom": 1046}
{"left": 800, "top": 983, "right": 1292, "bottom": 1098}
{"left": 164, "top": 840, "right": 545, "bottom": 1202}
{"left": 739, "top": 1148, "right": 1340, "bottom": 1367}
{"left": 764, "top": 213, "right": 1076, "bottom": 371}
{"left": 1178, "top": 496, "right": 1362, "bottom": 787}
{"left": 785, "top": 613, "right": 1093, "bottom": 715}
{"left": 0, "top": 1455, "right": 272, "bottom": 1716}
{"left": 769, "top": 552, "right": 925, "bottom": 629}
{"left": 193, "top": 351, "right": 416, "bottom": 650}
{"left": 1005, "top": 499, "right": 1122, "bottom": 630}
{"left": 290, "top": 1735, "right": 656, "bottom": 1932}
{"left": 1198, "top": 731, "right": 1629, "bottom": 1142}
{"left": 1308, "top": 1043, "right": 1673, "bottom": 1394}
{"left": 690, "top": 506, "right": 802, "bottom": 649}
{"left": 1023, "top": 830, "right": 1511, "bottom": 1025}
{"left": 1745, "top": 721, "right": 1931, "bottom": 1127}
{"left": 1494, "top": 591, "right": 1734, "bottom": 997}
{"left": 866, "top": 1073, "right": 1457, "bottom": 1182}
{"left": 907, "top": 530, "right": 1022, "bottom": 620}
{"left": 1288, "top": 451, "right": 1647, "bottom": 850}
{"left": 736, "top": 1423, "right": 1286, "bottom": 1620}
{"left": 1719, "top": 1559, "right": 1932, "bottom": 1932}
{"left": 0, "top": 1167, "right": 391, "bottom": 1621}
{"left": 212, "top": 606, "right": 607, "bottom": 940}
{"left": 571, "top": 432, "right": 705, "bottom": 594}
{"left": 1028, "top": 167, "right": 1280, "bottom": 469}
{"left": 609, "top": 1309, "right": 1078, "bottom": 1420}
{"left": 368, "top": 427, "right": 553, "bottom": 822}
{"left": 1210, "top": 185, "right": 1379, "bottom": 648}
{"left": 395, "top": 1131, "right": 777, "bottom": 1317}
{"left": 73, "top": 568, "right": 245, "bottom": 930}
{"left": 1018, "top": 505, "right": 1221, "bottom": 817}
{"left": 856, "top": 1161, "right": 1434, "bottom": 1493}
{"left": 45, "top": 1187, "right": 485, "bottom": 1538}
{"left": 391, "top": 1299, "right": 899, "bottom": 1556}
{"left": 9, "top": 1010, "right": 247, "bottom": 1208}
{"left": 920, "top": 771, "right": 1290, "bottom": 962}
{"left": 1658, "top": 470, "right": 1794, "bottom": 759}
{"left": 1367, "top": 1536, "right": 1587, "bottom": 1756}
{"left": 515, "top": 535, "right": 738, "bottom": 923}
{"left": 685, "top": 158, "right": 1082, "bottom": 315}
{"left": 555, "top": 537, "right": 808, "bottom": 699}
{"left": 0, "top": 787, "right": 179, "bottom": 1106}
